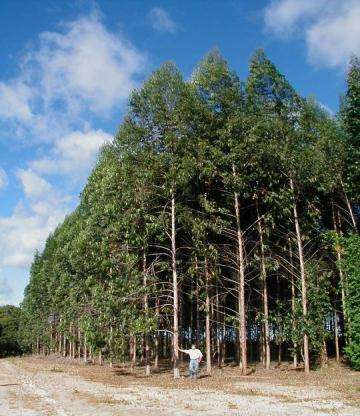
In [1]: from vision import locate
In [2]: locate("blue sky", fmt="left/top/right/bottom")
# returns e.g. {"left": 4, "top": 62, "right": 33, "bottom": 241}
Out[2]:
{"left": 0, "top": 0, "right": 359, "bottom": 305}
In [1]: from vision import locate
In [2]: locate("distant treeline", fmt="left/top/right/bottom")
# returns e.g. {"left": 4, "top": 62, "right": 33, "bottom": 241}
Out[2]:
{"left": 0, "top": 305, "right": 24, "bottom": 357}
{"left": 18, "top": 49, "right": 360, "bottom": 374}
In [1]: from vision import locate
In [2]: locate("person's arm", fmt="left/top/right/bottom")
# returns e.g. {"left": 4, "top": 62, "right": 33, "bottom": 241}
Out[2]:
{"left": 178, "top": 348, "right": 187, "bottom": 354}
{"left": 197, "top": 351, "right": 203, "bottom": 362}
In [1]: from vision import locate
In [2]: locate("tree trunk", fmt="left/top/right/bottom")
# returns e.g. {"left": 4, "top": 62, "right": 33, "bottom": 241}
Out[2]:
{"left": 171, "top": 192, "right": 180, "bottom": 379}
{"left": 63, "top": 334, "right": 66, "bottom": 357}
{"left": 221, "top": 297, "right": 226, "bottom": 366}
{"left": 256, "top": 201, "right": 270, "bottom": 370}
{"left": 216, "top": 288, "right": 221, "bottom": 367}
{"left": 321, "top": 340, "right": 328, "bottom": 367}
{"left": 290, "top": 178, "right": 310, "bottom": 374}
{"left": 289, "top": 237, "right": 298, "bottom": 369}
{"left": 154, "top": 298, "right": 160, "bottom": 370}
{"left": 334, "top": 309, "right": 340, "bottom": 363}
{"left": 109, "top": 325, "right": 113, "bottom": 368}
{"left": 84, "top": 333, "right": 88, "bottom": 363}
{"left": 195, "top": 258, "right": 200, "bottom": 348}
{"left": 131, "top": 335, "right": 136, "bottom": 373}
{"left": 78, "top": 326, "right": 81, "bottom": 359}
{"left": 232, "top": 164, "right": 247, "bottom": 375}
{"left": 205, "top": 257, "right": 212, "bottom": 375}
{"left": 332, "top": 203, "right": 347, "bottom": 329}
{"left": 143, "top": 250, "right": 151, "bottom": 376}
{"left": 341, "top": 179, "right": 357, "bottom": 231}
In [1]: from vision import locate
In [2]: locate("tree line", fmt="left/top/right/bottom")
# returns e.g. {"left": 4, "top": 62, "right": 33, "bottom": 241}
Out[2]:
{"left": 18, "top": 49, "right": 360, "bottom": 375}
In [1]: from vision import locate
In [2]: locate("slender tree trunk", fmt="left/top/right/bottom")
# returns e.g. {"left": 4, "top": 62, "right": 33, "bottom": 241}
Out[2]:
{"left": 63, "top": 334, "right": 66, "bottom": 357}
{"left": 131, "top": 335, "right": 136, "bottom": 373}
{"left": 289, "top": 239, "right": 298, "bottom": 369}
{"left": 109, "top": 325, "right": 113, "bottom": 368}
{"left": 332, "top": 203, "right": 347, "bottom": 328}
{"left": 57, "top": 331, "right": 61, "bottom": 355}
{"left": 221, "top": 296, "right": 226, "bottom": 366}
{"left": 256, "top": 201, "right": 270, "bottom": 370}
{"left": 154, "top": 298, "right": 160, "bottom": 370}
{"left": 84, "top": 333, "right": 88, "bottom": 363}
{"left": 195, "top": 258, "right": 200, "bottom": 348}
{"left": 278, "top": 343, "right": 282, "bottom": 366}
{"left": 205, "top": 257, "right": 212, "bottom": 375}
{"left": 290, "top": 178, "right": 310, "bottom": 374}
{"left": 341, "top": 179, "right": 357, "bottom": 231}
{"left": 334, "top": 309, "right": 340, "bottom": 363}
{"left": 260, "top": 324, "right": 265, "bottom": 365}
{"left": 143, "top": 250, "right": 151, "bottom": 376}
{"left": 78, "top": 326, "right": 81, "bottom": 359}
{"left": 216, "top": 288, "right": 221, "bottom": 367}
{"left": 171, "top": 192, "right": 180, "bottom": 379}
{"left": 232, "top": 165, "right": 247, "bottom": 374}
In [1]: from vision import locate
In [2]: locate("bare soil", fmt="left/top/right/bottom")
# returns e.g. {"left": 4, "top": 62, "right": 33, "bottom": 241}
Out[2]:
{"left": 0, "top": 355, "right": 359, "bottom": 415}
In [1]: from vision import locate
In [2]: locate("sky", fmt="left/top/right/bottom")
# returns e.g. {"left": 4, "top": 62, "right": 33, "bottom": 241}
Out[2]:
{"left": 0, "top": 0, "right": 359, "bottom": 306}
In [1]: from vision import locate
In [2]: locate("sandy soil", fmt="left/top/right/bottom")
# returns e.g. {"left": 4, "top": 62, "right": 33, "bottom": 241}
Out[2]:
{"left": 0, "top": 356, "right": 359, "bottom": 416}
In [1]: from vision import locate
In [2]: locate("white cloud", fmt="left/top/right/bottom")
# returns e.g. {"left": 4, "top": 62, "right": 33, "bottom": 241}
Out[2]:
{"left": 0, "top": 13, "right": 146, "bottom": 140}
{"left": 264, "top": 0, "right": 326, "bottom": 36}
{"left": 31, "top": 129, "right": 111, "bottom": 177}
{"left": 306, "top": 3, "right": 360, "bottom": 68}
{"left": 264, "top": 0, "right": 360, "bottom": 69}
{"left": 0, "top": 80, "right": 33, "bottom": 122}
{"left": 35, "top": 14, "right": 145, "bottom": 114}
{"left": 0, "top": 168, "right": 8, "bottom": 189}
{"left": 16, "top": 169, "right": 52, "bottom": 199}
{"left": 149, "top": 7, "right": 177, "bottom": 33}
{"left": 0, "top": 191, "right": 71, "bottom": 269}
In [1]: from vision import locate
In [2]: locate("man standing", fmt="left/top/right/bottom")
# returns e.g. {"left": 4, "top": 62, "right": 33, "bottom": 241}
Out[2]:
{"left": 179, "top": 345, "right": 203, "bottom": 379}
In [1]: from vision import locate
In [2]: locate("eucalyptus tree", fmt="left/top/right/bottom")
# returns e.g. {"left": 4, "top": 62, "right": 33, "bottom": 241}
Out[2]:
{"left": 191, "top": 49, "right": 255, "bottom": 373}
{"left": 124, "top": 62, "right": 197, "bottom": 378}
{"left": 246, "top": 49, "right": 318, "bottom": 372}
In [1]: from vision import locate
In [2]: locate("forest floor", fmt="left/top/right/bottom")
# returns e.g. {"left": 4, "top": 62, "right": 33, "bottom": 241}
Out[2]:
{"left": 0, "top": 355, "right": 359, "bottom": 416}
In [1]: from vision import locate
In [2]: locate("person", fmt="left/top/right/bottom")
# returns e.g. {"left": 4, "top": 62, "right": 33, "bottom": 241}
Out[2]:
{"left": 179, "top": 345, "right": 203, "bottom": 379}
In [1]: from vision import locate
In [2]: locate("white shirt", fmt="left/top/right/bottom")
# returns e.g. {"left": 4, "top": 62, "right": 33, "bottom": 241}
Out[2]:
{"left": 183, "top": 348, "right": 203, "bottom": 360}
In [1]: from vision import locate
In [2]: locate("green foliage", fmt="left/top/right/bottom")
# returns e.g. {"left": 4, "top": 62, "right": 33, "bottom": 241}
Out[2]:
{"left": 0, "top": 305, "right": 24, "bottom": 357}
{"left": 341, "top": 56, "right": 360, "bottom": 200}
{"left": 341, "top": 234, "right": 360, "bottom": 369}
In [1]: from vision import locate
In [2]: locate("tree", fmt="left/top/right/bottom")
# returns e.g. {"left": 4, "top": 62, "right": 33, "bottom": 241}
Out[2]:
{"left": 0, "top": 305, "right": 23, "bottom": 357}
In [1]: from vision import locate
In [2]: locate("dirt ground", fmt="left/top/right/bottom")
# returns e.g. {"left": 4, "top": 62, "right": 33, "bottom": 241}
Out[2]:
{"left": 0, "top": 355, "right": 359, "bottom": 416}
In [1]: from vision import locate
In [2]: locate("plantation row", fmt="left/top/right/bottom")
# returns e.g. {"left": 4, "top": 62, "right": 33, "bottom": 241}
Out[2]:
{"left": 19, "top": 50, "right": 360, "bottom": 375}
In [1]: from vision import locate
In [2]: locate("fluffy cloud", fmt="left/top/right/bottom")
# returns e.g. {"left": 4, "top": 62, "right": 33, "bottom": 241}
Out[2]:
{"left": 0, "top": 168, "right": 8, "bottom": 189}
{"left": 149, "top": 7, "right": 177, "bottom": 33}
{"left": 35, "top": 15, "right": 145, "bottom": 115}
{"left": 31, "top": 129, "right": 112, "bottom": 178}
{"left": 264, "top": 0, "right": 360, "bottom": 69}
{"left": 0, "top": 177, "right": 71, "bottom": 269}
{"left": 16, "top": 169, "right": 52, "bottom": 199}
{"left": 0, "top": 12, "right": 146, "bottom": 139}
{"left": 0, "top": 80, "right": 33, "bottom": 122}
